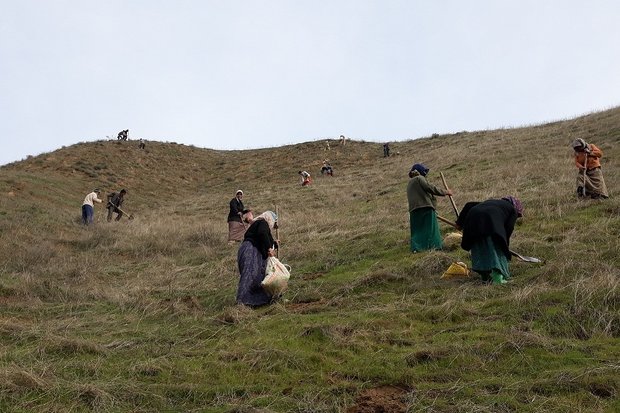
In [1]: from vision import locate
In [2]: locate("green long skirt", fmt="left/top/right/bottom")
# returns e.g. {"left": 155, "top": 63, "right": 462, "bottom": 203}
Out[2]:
{"left": 410, "top": 208, "right": 442, "bottom": 252}
{"left": 470, "top": 236, "right": 510, "bottom": 282}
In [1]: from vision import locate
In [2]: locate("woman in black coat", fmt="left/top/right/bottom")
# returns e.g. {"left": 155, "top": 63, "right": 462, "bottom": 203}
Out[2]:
{"left": 456, "top": 196, "right": 523, "bottom": 284}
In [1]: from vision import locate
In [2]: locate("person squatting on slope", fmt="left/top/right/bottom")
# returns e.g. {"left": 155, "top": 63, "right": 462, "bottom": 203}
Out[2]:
{"left": 82, "top": 188, "right": 103, "bottom": 225}
{"left": 572, "top": 138, "right": 609, "bottom": 199}
{"left": 320, "top": 160, "right": 333, "bottom": 176}
{"left": 406, "top": 163, "right": 452, "bottom": 252}
{"left": 236, "top": 211, "right": 279, "bottom": 307}
{"left": 227, "top": 190, "right": 252, "bottom": 244}
{"left": 299, "top": 170, "right": 312, "bottom": 186}
{"left": 455, "top": 196, "right": 523, "bottom": 285}
{"left": 106, "top": 189, "right": 127, "bottom": 222}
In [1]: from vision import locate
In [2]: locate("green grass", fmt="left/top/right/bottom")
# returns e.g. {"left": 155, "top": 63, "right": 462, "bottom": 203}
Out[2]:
{"left": 0, "top": 108, "right": 619, "bottom": 411}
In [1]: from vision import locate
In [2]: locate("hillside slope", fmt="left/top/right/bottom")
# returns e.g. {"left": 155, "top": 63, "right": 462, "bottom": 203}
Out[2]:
{"left": 0, "top": 108, "right": 619, "bottom": 412}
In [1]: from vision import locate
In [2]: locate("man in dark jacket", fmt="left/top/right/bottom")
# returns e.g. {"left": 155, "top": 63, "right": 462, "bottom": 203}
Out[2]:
{"left": 107, "top": 189, "right": 127, "bottom": 222}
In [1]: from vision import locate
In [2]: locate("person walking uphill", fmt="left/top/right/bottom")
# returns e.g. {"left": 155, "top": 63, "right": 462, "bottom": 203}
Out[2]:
{"left": 227, "top": 190, "right": 251, "bottom": 244}
{"left": 456, "top": 196, "right": 523, "bottom": 285}
{"left": 406, "top": 163, "right": 452, "bottom": 252}
{"left": 82, "top": 188, "right": 103, "bottom": 225}
{"left": 107, "top": 189, "right": 127, "bottom": 222}
{"left": 572, "top": 138, "right": 609, "bottom": 199}
{"left": 236, "top": 211, "right": 279, "bottom": 307}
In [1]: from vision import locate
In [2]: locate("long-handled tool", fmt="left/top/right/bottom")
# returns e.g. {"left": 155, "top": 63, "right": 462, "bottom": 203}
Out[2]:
{"left": 436, "top": 214, "right": 542, "bottom": 263}
{"left": 440, "top": 172, "right": 459, "bottom": 218}
{"left": 275, "top": 205, "right": 280, "bottom": 258}
{"left": 110, "top": 203, "right": 134, "bottom": 220}
{"left": 582, "top": 152, "right": 588, "bottom": 197}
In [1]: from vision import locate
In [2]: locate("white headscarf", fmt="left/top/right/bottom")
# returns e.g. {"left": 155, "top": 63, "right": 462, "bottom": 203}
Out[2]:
{"left": 255, "top": 210, "right": 277, "bottom": 230}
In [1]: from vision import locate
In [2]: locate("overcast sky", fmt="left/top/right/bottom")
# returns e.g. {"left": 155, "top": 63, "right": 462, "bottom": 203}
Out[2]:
{"left": 1, "top": 0, "right": 619, "bottom": 166}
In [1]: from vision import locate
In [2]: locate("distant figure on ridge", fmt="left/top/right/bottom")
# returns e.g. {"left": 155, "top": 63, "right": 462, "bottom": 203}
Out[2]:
{"left": 236, "top": 211, "right": 279, "bottom": 307}
{"left": 299, "top": 170, "right": 312, "bottom": 186}
{"left": 117, "top": 129, "right": 129, "bottom": 141}
{"left": 340, "top": 135, "right": 347, "bottom": 145}
{"left": 383, "top": 142, "right": 390, "bottom": 157}
{"left": 106, "top": 189, "right": 127, "bottom": 221}
{"left": 138, "top": 138, "right": 145, "bottom": 149}
{"left": 227, "top": 190, "right": 252, "bottom": 244}
{"left": 456, "top": 197, "right": 523, "bottom": 284}
{"left": 82, "top": 188, "right": 103, "bottom": 225}
{"left": 407, "top": 163, "right": 452, "bottom": 252}
{"left": 571, "top": 138, "right": 608, "bottom": 199}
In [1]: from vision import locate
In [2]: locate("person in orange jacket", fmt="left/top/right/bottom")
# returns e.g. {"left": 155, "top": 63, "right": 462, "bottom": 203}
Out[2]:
{"left": 572, "top": 138, "right": 609, "bottom": 199}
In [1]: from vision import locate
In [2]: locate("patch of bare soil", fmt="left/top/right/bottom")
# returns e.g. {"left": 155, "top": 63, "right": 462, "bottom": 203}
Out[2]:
{"left": 346, "top": 385, "right": 411, "bottom": 413}
{"left": 285, "top": 299, "right": 326, "bottom": 314}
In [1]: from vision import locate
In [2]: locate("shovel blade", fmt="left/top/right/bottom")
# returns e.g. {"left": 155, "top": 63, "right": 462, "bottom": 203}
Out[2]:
{"left": 510, "top": 249, "right": 542, "bottom": 263}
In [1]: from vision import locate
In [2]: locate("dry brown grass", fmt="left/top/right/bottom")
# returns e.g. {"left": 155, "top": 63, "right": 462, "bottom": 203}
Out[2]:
{"left": 0, "top": 108, "right": 619, "bottom": 411}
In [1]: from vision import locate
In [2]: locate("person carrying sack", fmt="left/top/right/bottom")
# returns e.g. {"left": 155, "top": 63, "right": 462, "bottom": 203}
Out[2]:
{"left": 236, "top": 211, "right": 280, "bottom": 307}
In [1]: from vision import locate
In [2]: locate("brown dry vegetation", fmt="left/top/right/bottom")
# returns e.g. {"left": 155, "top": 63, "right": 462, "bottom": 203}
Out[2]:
{"left": 0, "top": 108, "right": 619, "bottom": 412}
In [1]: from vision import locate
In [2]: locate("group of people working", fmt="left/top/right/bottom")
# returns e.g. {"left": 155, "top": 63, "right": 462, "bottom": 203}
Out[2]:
{"left": 407, "top": 138, "right": 608, "bottom": 285}
{"left": 81, "top": 188, "right": 128, "bottom": 225}
{"left": 227, "top": 137, "right": 610, "bottom": 306}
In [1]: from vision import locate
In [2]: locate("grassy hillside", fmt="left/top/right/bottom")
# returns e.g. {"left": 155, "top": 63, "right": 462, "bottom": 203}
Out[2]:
{"left": 0, "top": 108, "right": 619, "bottom": 412}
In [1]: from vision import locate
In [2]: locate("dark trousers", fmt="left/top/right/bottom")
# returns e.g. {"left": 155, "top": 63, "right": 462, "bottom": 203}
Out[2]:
{"left": 82, "top": 205, "right": 94, "bottom": 225}
{"left": 107, "top": 207, "right": 123, "bottom": 222}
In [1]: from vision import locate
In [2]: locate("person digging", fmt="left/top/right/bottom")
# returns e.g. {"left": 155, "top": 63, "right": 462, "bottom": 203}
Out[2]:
{"left": 107, "top": 189, "right": 127, "bottom": 222}
{"left": 571, "top": 138, "right": 609, "bottom": 199}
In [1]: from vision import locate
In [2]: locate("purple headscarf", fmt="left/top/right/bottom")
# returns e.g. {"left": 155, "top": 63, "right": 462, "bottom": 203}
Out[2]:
{"left": 502, "top": 196, "right": 524, "bottom": 217}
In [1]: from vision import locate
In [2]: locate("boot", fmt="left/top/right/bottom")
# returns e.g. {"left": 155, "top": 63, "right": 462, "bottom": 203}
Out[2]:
{"left": 577, "top": 186, "right": 585, "bottom": 197}
{"left": 490, "top": 270, "right": 507, "bottom": 285}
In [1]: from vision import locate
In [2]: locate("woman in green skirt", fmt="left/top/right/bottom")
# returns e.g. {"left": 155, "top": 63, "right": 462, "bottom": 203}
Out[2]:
{"left": 456, "top": 197, "right": 523, "bottom": 284}
{"left": 406, "top": 163, "right": 452, "bottom": 252}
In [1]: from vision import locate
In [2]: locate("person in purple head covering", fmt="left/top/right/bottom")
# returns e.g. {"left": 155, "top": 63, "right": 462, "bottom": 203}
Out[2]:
{"left": 455, "top": 196, "right": 524, "bottom": 284}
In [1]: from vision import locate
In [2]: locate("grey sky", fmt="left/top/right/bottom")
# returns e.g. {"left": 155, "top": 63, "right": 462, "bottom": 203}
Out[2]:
{"left": 1, "top": 0, "right": 619, "bottom": 166}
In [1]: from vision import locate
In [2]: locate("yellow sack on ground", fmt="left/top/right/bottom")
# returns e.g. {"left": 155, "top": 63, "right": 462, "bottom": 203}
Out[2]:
{"left": 441, "top": 261, "right": 470, "bottom": 279}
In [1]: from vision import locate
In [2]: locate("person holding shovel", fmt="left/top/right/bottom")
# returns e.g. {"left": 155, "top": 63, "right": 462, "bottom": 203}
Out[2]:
{"left": 455, "top": 196, "right": 523, "bottom": 285}
{"left": 407, "top": 163, "right": 452, "bottom": 252}
{"left": 227, "top": 190, "right": 252, "bottom": 244}
{"left": 106, "top": 189, "right": 127, "bottom": 222}
{"left": 236, "top": 211, "right": 279, "bottom": 307}
{"left": 572, "top": 138, "right": 609, "bottom": 199}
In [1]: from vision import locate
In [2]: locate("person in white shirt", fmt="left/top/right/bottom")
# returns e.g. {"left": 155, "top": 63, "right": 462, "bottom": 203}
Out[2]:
{"left": 298, "top": 170, "right": 312, "bottom": 186}
{"left": 82, "top": 189, "right": 103, "bottom": 225}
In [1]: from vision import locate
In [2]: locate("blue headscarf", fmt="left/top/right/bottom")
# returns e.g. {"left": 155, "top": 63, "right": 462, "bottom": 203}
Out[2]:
{"left": 410, "top": 163, "right": 429, "bottom": 177}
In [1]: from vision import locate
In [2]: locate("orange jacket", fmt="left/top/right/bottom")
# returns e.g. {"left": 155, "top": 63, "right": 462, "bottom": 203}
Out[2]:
{"left": 574, "top": 144, "right": 602, "bottom": 170}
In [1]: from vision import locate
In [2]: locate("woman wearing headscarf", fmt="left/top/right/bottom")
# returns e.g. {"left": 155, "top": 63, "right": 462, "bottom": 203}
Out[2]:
{"left": 227, "top": 190, "right": 251, "bottom": 244}
{"left": 456, "top": 196, "right": 523, "bottom": 284}
{"left": 571, "top": 138, "right": 609, "bottom": 199}
{"left": 236, "top": 211, "right": 279, "bottom": 306}
{"left": 406, "top": 163, "right": 452, "bottom": 252}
